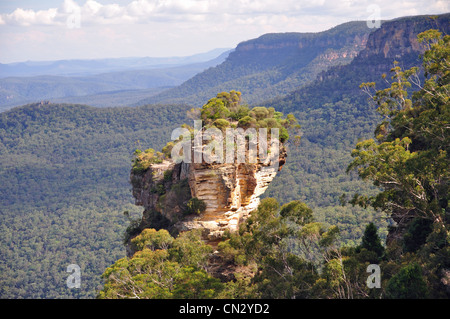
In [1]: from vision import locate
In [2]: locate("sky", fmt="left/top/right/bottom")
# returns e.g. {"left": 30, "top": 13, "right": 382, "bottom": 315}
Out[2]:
{"left": 0, "top": 0, "right": 448, "bottom": 63}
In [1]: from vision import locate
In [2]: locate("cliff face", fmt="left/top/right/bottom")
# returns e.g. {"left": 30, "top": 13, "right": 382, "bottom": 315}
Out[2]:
{"left": 358, "top": 14, "right": 450, "bottom": 60}
{"left": 231, "top": 21, "right": 370, "bottom": 69}
{"left": 140, "top": 21, "right": 372, "bottom": 106}
{"left": 129, "top": 146, "right": 287, "bottom": 250}
{"left": 235, "top": 32, "right": 368, "bottom": 56}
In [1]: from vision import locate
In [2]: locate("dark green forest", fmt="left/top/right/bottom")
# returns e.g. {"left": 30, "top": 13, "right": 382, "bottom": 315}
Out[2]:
{"left": 0, "top": 103, "right": 191, "bottom": 298}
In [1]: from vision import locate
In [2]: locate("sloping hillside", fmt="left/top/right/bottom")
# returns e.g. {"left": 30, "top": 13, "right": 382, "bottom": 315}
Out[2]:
{"left": 263, "top": 13, "right": 450, "bottom": 232}
{"left": 135, "top": 21, "right": 373, "bottom": 106}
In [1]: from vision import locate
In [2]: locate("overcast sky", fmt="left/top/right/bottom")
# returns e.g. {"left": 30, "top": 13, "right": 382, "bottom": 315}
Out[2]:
{"left": 0, "top": 0, "right": 448, "bottom": 63}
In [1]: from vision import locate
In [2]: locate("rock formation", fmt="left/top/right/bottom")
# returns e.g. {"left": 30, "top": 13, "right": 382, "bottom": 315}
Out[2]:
{"left": 128, "top": 135, "right": 287, "bottom": 251}
{"left": 358, "top": 14, "right": 450, "bottom": 60}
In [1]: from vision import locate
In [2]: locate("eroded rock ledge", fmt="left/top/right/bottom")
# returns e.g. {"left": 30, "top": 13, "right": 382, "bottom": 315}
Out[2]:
{"left": 128, "top": 147, "right": 286, "bottom": 251}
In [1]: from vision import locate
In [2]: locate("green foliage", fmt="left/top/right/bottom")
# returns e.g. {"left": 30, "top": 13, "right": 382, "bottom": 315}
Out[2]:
{"left": 279, "top": 200, "right": 314, "bottom": 225}
{"left": 347, "top": 29, "right": 449, "bottom": 246}
{"left": 229, "top": 105, "right": 250, "bottom": 121}
{"left": 402, "top": 218, "right": 433, "bottom": 253}
{"left": 346, "top": 29, "right": 450, "bottom": 298}
{"left": 0, "top": 205, "right": 140, "bottom": 299}
{"left": 216, "top": 200, "right": 388, "bottom": 299}
{"left": 163, "top": 169, "right": 173, "bottom": 181}
{"left": 212, "top": 118, "right": 231, "bottom": 131}
{"left": 99, "top": 229, "right": 222, "bottom": 299}
{"left": 237, "top": 115, "right": 256, "bottom": 129}
{"left": 219, "top": 198, "right": 341, "bottom": 299}
{"left": 151, "top": 183, "right": 166, "bottom": 195}
{"left": 359, "top": 222, "right": 385, "bottom": 259}
{"left": 131, "top": 228, "right": 174, "bottom": 251}
{"left": 199, "top": 91, "right": 298, "bottom": 145}
{"left": 132, "top": 148, "right": 165, "bottom": 173}
{"left": 161, "top": 141, "right": 175, "bottom": 159}
{"left": 170, "top": 266, "right": 224, "bottom": 299}
{"left": 185, "top": 197, "right": 207, "bottom": 216}
{"left": 168, "top": 229, "right": 213, "bottom": 270}
{"left": 123, "top": 215, "right": 142, "bottom": 245}
{"left": 201, "top": 98, "right": 230, "bottom": 122}
{"left": 0, "top": 102, "right": 190, "bottom": 298}
{"left": 385, "top": 263, "right": 428, "bottom": 299}
{"left": 250, "top": 106, "right": 270, "bottom": 120}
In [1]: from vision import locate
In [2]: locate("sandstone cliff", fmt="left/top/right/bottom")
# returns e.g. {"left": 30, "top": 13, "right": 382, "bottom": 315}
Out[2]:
{"left": 358, "top": 14, "right": 450, "bottom": 60}
{"left": 128, "top": 135, "right": 287, "bottom": 253}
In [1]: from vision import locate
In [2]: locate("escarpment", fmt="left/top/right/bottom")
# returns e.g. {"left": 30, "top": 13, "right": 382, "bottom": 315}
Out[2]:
{"left": 358, "top": 13, "right": 450, "bottom": 60}
{"left": 128, "top": 144, "right": 287, "bottom": 253}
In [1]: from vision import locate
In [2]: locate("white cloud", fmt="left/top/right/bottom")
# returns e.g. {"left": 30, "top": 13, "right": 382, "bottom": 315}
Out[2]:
{"left": 0, "top": 0, "right": 448, "bottom": 62}
{"left": 0, "top": 0, "right": 448, "bottom": 27}
{"left": 2, "top": 8, "right": 57, "bottom": 26}
{"left": 126, "top": 0, "right": 156, "bottom": 17}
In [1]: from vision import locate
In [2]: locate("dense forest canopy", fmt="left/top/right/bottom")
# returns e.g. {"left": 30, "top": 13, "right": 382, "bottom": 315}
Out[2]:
{"left": 0, "top": 103, "right": 191, "bottom": 298}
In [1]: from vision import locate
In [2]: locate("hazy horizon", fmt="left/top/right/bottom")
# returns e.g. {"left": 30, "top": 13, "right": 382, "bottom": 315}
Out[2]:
{"left": 0, "top": 47, "right": 232, "bottom": 64}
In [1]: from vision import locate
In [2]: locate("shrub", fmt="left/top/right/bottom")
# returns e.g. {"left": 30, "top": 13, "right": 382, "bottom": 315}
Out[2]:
{"left": 185, "top": 197, "right": 207, "bottom": 216}
{"left": 238, "top": 115, "right": 257, "bottom": 129}
{"left": 229, "top": 106, "right": 250, "bottom": 120}
{"left": 385, "top": 263, "right": 428, "bottom": 299}
{"left": 213, "top": 119, "right": 230, "bottom": 131}
{"left": 201, "top": 98, "right": 230, "bottom": 122}
{"left": 131, "top": 228, "right": 174, "bottom": 251}
{"left": 251, "top": 106, "right": 269, "bottom": 120}
{"left": 132, "top": 148, "right": 164, "bottom": 173}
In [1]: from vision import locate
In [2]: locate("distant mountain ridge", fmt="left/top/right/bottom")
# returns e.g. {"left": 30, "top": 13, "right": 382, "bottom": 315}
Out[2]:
{"left": 262, "top": 12, "right": 450, "bottom": 203}
{"left": 135, "top": 21, "right": 373, "bottom": 106}
{"left": 0, "top": 49, "right": 231, "bottom": 112}
{"left": 134, "top": 14, "right": 450, "bottom": 108}
{"left": 0, "top": 48, "right": 232, "bottom": 78}
{"left": 269, "top": 12, "right": 450, "bottom": 116}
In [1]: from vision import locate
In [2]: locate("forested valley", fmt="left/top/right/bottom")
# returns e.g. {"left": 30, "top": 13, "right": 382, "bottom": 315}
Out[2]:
{"left": 0, "top": 13, "right": 449, "bottom": 299}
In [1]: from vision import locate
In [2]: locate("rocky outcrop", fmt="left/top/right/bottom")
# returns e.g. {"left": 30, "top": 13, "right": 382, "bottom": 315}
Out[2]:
{"left": 358, "top": 14, "right": 450, "bottom": 59}
{"left": 129, "top": 143, "right": 287, "bottom": 248}
{"left": 180, "top": 158, "right": 284, "bottom": 242}
{"left": 232, "top": 21, "right": 370, "bottom": 70}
